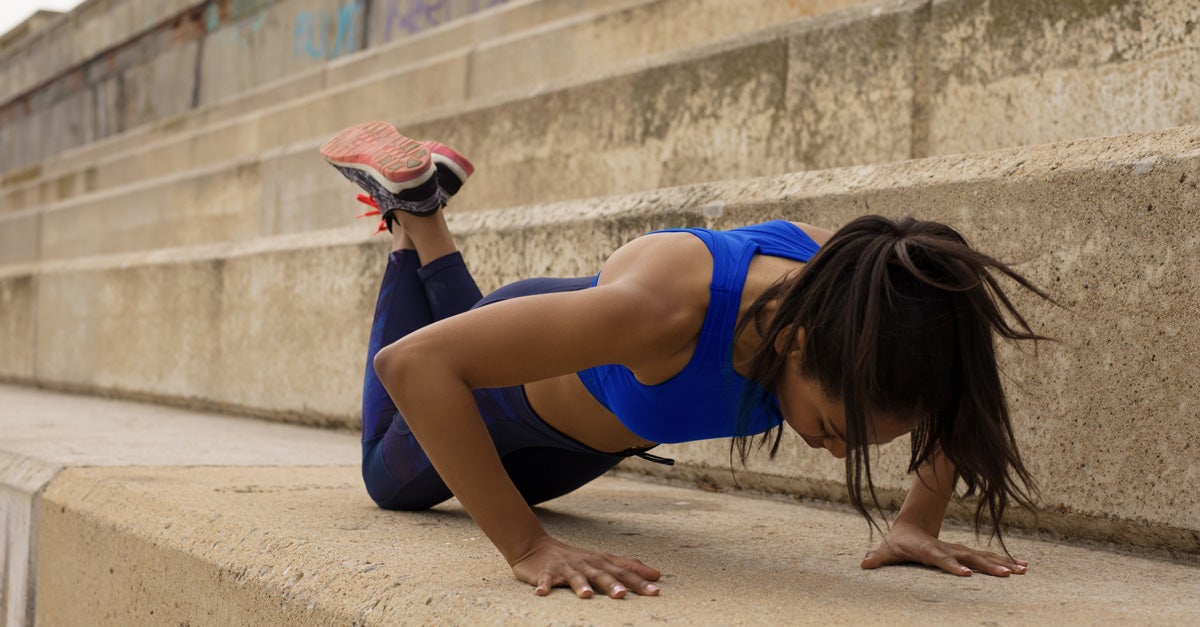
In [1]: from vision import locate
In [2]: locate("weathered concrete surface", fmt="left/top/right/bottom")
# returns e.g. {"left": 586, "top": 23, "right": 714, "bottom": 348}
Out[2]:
{"left": 4, "top": 126, "right": 1200, "bottom": 554}
{"left": 27, "top": 228, "right": 380, "bottom": 427}
{"left": 467, "top": 0, "right": 869, "bottom": 101}
{"left": 36, "top": 465, "right": 1200, "bottom": 625}
{"left": 922, "top": 0, "right": 1200, "bottom": 157}
{"left": 0, "top": 11, "right": 63, "bottom": 53}
{"left": 0, "top": 454, "right": 58, "bottom": 627}
{"left": 0, "top": 0, "right": 205, "bottom": 172}
{"left": 0, "top": 0, "right": 872, "bottom": 218}
{"left": 0, "top": 382, "right": 359, "bottom": 627}
{"left": 0, "top": 210, "right": 38, "bottom": 266}
{"left": 27, "top": 0, "right": 648, "bottom": 184}
{"left": 0, "top": 271, "right": 34, "bottom": 381}
{"left": 0, "top": 0, "right": 199, "bottom": 103}
{"left": 9, "top": 0, "right": 1200, "bottom": 264}
{"left": 197, "top": 0, "right": 368, "bottom": 108}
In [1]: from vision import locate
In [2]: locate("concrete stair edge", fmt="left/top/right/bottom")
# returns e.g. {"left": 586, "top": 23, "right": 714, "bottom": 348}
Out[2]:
{"left": 0, "top": 0, "right": 856, "bottom": 207}
{"left": 2, "top": 125, "right": 1198, "bottom": 555}
{"left": 3, "top": 386, "right": 1199, "bottom": 626}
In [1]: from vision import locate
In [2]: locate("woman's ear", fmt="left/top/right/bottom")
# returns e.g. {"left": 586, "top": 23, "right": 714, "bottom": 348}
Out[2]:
{"left": 774, "top": 327, "right": 805, "bottom": 357}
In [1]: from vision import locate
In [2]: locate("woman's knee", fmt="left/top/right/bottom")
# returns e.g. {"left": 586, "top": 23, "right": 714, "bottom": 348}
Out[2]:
{"left": 361, "top": 446, "right": 450, "bottom": 511}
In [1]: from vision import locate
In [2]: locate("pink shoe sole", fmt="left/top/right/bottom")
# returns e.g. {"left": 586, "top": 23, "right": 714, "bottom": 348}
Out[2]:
{"left": 320, "top": 121, "right": 434, "bottom": 193}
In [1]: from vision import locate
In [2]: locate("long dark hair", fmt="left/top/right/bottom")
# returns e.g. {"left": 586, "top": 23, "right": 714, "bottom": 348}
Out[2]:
{"left": 734, "top": 215, "right": 1053, "bottom": 547}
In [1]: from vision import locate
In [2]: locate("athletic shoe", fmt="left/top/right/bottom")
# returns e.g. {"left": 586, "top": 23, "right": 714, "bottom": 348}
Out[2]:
{"left": 351, "top": 138, "right": 473, "bottom": 232}
{"left": 319, "top": 121, "right": 443, "bottom": 219}
{"left": 353, "top": 194, "right": 390, "bottom": 235}
{"left": 421, "top": 140, "right": 475, "bottom": 197}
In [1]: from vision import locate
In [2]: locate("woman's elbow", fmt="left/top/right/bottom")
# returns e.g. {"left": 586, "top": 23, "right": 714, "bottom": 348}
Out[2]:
{"left": 373, "top": 339, "right": 415, "bottom": 387}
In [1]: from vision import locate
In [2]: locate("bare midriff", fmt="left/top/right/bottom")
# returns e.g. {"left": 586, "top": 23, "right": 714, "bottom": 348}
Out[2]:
{"left": 524, "top": 374, "right": 655, "bottom": 454}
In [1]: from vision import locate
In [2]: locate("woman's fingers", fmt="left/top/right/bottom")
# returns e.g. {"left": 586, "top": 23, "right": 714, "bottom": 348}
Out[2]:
{"left": 536, "top": 560, "right": 662, "bottom": 598}
{"left": 603, "top": 552, "right": 663, "bottom": 582}
{"left": 513, "top": 538, "right": 663, "bottom": 598}
{"left": 582, "top": 566, "right": 628, "bottom": 599}
{"left": 926, "top": 545, "right": 973, "bottom": 577}
{"left": 566, "top": 572, "right": 594, "bottom": 598}
{"left": 861, "top": 524, "right": 1031, "bottom": 578}
{"left": 958, "top": 548, "right": 1027, "bottom": 576}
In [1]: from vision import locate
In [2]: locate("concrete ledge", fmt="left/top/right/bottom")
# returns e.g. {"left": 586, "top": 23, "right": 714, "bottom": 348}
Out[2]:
{"left": 4, "top": 384, "right": 1196, "bottom": 624}
{"left": 32, "top": 464, "right": 1200, "bottom": 624}
{"left": 0, "top": 383, "right": 358, "bottom": 626}
{"left": 1, "top": 0, "right": 865, "bottom": 214}
{"left": 0, "top": 0, "right": 199, "bottom": 103}
{"left": 3, "top": 126, "right": 1199, "bottom": 553}
{"left": 7, "top": 0, "right": 1199, "bottom": 267}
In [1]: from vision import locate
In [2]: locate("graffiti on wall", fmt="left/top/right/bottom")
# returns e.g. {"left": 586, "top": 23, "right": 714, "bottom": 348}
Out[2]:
{"left": 381, "top": 0, "right": 510, "bottom": 43}
{"left": 202, "top": 0, "right": 507, "bottom": 60}
{"left": 204, "top": 0, "right": 270, "bottom": 47}
{"left": 202, "top": 0, "right": 364, "bottom": 61}
{"left": 294, "top": 2, "right": 364, "bottom": 60}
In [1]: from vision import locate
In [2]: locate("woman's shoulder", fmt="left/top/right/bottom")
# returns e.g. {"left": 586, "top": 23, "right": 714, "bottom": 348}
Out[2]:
{"left": 600, "top": 230, "right": 713, "bottom": 299}
{"left": 784, "top": 221, "right": 835, "bottom": 247}
{"left": 595, "top": 231, "right": 713, "bottom": 343}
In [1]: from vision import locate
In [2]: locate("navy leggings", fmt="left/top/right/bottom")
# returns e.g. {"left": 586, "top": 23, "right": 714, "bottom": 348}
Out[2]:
{"left": 360, "top": 249, "right": 630, "bottom": 510}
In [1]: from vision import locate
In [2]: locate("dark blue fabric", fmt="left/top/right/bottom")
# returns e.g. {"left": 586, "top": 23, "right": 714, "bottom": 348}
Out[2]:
{"left": 359, "top": 251, "right": 621, "bottom": 510}
{"left": 577, "top": 221, "right": 822, "bottom": 443}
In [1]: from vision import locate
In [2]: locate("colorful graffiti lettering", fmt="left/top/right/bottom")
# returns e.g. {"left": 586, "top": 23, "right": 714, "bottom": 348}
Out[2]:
{"left": 294, "top": 1, "right": 364, "bottom": 60}
{"left": 382, "top": 0, "right": 509, "bottom": 43}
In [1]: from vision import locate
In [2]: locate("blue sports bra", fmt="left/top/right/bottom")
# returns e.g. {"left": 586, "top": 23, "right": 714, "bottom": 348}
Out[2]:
{"left": 576, "top": 220, "right": 822, "bottom": 444}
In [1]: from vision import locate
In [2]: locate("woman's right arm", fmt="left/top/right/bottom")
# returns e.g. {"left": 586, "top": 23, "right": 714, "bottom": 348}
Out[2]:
{"left": 372, "top": 235, "right": 706, "bottom": 597}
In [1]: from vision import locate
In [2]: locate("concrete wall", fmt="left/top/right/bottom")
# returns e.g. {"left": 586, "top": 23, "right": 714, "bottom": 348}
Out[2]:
{"left": 4, "top": 0, "right": 1198, "bottom": 247}
{"left": 0, "top": 0, "right": 200, "bottom": 104}
{"left": 0, "top": 13, "right": 205, "bottom": 173}
{"left": 4, "top": 0, "right": 1198, "bottom": 175}
{"left": 198, "top": 0, "right": 366, "bottom": 107}
{"left": 364, "top": 0, "right": 513, "bottom": 47}
{"left": 0, "top": 0, "right": 538, "bottom": 172}
{"left": 7, "top": 126, "right": 1200, "bottom": 552}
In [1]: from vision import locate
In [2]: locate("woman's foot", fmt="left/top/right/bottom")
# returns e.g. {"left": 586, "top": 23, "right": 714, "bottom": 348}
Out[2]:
{"left": 422, "top": 140, "right": 475, "bottom": 197}
{"left": 320, "top": 121, "right": 443, "bottom": 218}
{"left": 321, "top": 122, "right": 476, "bottom": 232}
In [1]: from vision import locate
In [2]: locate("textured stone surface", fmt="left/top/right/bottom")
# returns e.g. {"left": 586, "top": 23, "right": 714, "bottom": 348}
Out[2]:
{"left": 0, "top": 0, "right": 198, "bottom": 103}
{"left": 36, "top": 465, "right": 1200, "bottom": 625}
{"left": 0, "top": 272, "right": 33, "bottom": 381}
{"left": 32, "top": 230, "right": 379, "bottom": 426}
{"left": 197, "top": 0, "right": 367, "bottom": 108}
{"left": 0, "top": 383, "right": 359, "bottom": 627}
{"left": 785, "top": 0, "right": 922, "bottom": 169}
{"left": 11, "top": 0, "right": 1200, "bottom": 261}
{"left": 0, "top": 210, "right": 37, "bottom": 266}
{"left": 923, "top": 0, "right": 1200, "bottom": 157}
{"left": 0, "top": 4, "right": 204, "bottom": 172}
{"left": 468, "top": 0, "right": 869, "bottom": 100}
{"left": 8, "top": 126, "right": 1200, "bottom": 551}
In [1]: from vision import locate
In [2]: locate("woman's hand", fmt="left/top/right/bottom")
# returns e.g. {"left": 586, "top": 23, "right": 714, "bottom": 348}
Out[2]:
{"left": 861, "top": 518, "right": 1028, "bottom": 577}
{"left": 510, "top": 535, "right": 662, "bottom": 598}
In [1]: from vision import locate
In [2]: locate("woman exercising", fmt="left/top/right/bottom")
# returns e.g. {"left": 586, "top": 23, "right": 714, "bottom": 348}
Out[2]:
{"left": 320, "top": 121, "right": 1046, "bottom": 598}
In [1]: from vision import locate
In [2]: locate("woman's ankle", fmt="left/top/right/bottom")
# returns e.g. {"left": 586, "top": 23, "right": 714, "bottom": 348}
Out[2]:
{"left": 394, "top": 210, "right": 457, "bottom": 265}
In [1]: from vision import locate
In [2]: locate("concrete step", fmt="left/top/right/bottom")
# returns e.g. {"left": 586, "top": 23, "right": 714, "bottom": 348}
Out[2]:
{"left": 2, "top": 126, "right": 1198, "bottom": 557}
{"left": 0, "top": 0, "right": 866, "bottom": 216}
{"left": 6, "top": 0, "right": 1200, "bottom": 265}
{"left": 2, "top": 384, "right": 1197, "bottom": 625}
{"left": 0, "top": 0, "right": 199, "bottom": 104}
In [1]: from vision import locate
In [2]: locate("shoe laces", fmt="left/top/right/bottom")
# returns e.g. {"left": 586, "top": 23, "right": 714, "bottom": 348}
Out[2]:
{"left": 354, "top": 194, "right": 389, "bottom": 234}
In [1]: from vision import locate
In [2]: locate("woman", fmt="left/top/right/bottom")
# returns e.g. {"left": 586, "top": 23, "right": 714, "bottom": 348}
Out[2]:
{"left": 321, "top": 121, "right": 1045, "bottom": 598}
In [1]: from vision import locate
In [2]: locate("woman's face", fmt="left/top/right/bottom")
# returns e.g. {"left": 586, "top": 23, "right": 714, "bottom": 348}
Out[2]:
{"left": 776, "top": 356, "right": 912, "bottom": 459}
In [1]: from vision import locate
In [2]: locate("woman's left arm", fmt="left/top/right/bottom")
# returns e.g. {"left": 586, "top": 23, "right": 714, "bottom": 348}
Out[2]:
{"left": 861, "top": 451, "right": 1028, "bottom": 576}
